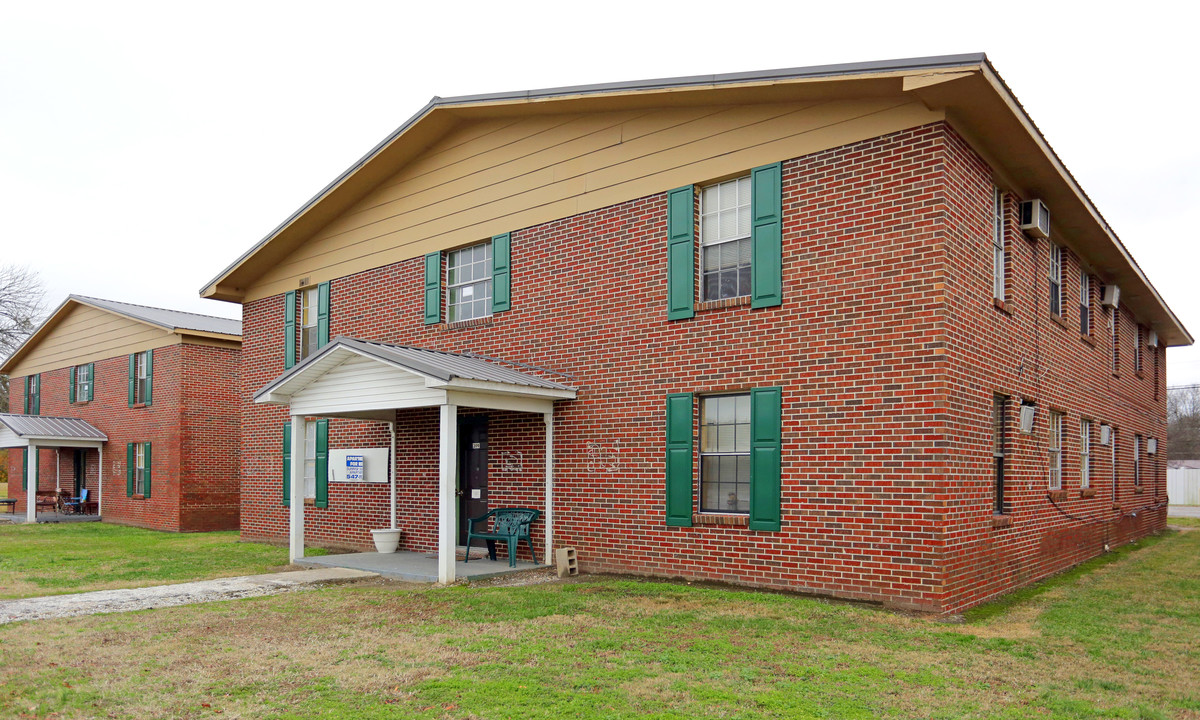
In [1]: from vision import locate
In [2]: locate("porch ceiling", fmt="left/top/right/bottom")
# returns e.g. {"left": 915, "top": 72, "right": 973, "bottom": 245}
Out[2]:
{"left": 0, "top": 414, "right": 107, "bottom": 449}
{"left": 254, "top": 337, "right": 576, "bottom": 417}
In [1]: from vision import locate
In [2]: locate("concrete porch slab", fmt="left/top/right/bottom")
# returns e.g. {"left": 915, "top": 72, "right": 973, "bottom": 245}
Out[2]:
{"left": 0, "top": 512, "right": 102, "bottom": 525}
{"left": 295, "top": 550, "right": 543, "bottom": 582}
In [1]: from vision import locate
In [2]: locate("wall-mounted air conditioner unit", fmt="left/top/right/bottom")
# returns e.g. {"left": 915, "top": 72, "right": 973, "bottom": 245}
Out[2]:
{"left": 1148, "top": 330, "right": 1159, "bottom": 347}
{"left": 1147, "top": 438, "right": 1157, "bottom": 455}
{"left": 1019, "top": 199, "right": 1051, "bottom": 239}
{"left": 1101, "top": 285, "right": 1121, "bottom": 309}
{"left": 1100, "top": 424, "right": 1112, "bottom": 445}
{"left": 1019, "top": 403, "right": 1036, "bottom": 434}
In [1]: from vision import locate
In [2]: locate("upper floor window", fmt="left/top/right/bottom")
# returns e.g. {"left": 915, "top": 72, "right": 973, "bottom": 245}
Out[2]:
{"left": 992, "top": 187, "right": 1006, "bottom": 302}
{"left": 71, "top": 363, "right": 94, "bottom": 404}
{"left": 447, "top": 241, "right": 493, "bottom": 322}
{"left": 24, "top": 374, "right": 40, "bottom": 415}
{"left": 700, "top": 394, "right": 751, "bottom": 514}
{"left": 700, "top": 176, "right": 752, "bottom": 301}
{"left": 135, "top": 352, "right": 150, "bottom": 404}
{"left": 1048, "top": 242, "right": 1063, "bottom": 317}
{"left": 1079, "top": 270, "right": 1091, "bottom": 335}
{"left": 299, "top": 287, "right": 320, "bottom": 361}
{"left": 1134, "top": 326, "right": 1144, "bottom": 374}
{"left": 1111, "top": 309, "right": 1120, "bottom": 374}
{"left": 1048, "top": 411, "right": 1064, "bottom": 490}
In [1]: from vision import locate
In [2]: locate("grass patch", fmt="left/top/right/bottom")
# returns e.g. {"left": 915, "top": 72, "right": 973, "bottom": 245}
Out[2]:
{"left": 0, "top": 523, "right": 322, "bottom": 599}
{"left": 1167, "top": 515, "right": 1200, "bottom": 528}
{"left": 1, "top": 530, "right": 1198, "bottom": 718}
{"left": 964, "top": 532, "right": 1170, "bottom": 623}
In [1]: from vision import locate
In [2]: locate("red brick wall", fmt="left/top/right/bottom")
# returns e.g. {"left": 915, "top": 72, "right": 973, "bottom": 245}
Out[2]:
{"left": 7, "top": 342, "right": 242, "bottom": 532}
{"left": 236, "top": 121, "right": 1167, "bottom": 612}
{"left": 937, "top": 126, "right": 1167, "bottom": 613}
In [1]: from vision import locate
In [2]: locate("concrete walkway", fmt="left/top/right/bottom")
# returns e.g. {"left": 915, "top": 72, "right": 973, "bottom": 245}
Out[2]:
{"left": 0, "top": 567, "right": 376, "bottom": 624}
{"left": 1168, "top": 506, "right": 1200, "bottom": 519}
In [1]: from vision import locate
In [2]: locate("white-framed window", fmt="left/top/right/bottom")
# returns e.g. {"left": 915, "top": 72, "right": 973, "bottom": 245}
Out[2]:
{"left": 1048, "top": 242, "right": 1062, "bottom": 317}
{"left": 700, "top": 175, "right": 752, "bottom": 301}
{"left": 1049, "top": 411, "right": 1063, "bottom": 490}
{"left": 1134, "top": 435, "right": 1142, "bottom": 487}
{"left": 134, "top": 351, "right": 150, "bottom": 404}
{"left": 304, "top": 420, "right": 317, "bottom": 499}
{"left": 134, "top": 442, "right": 146, "bottom": 495}
{"left": 1111, "top": 428, "right": 1118, "bottom": 496}
{"left": 299, "top": 287, "right": 319, "bottom": 361}
{"left": 992, "top": 187, "right": 1006, "bottom": 302}
{"left": 1134, "top": 326, "right": 1143, "bottom": 374}
{"left": 75, "top": 365, "right": 92, "bottom": 402}
{"left": 1111, "top": 309, "right": 1119, "bottom": 374}
{"left": 1080, "top": 419, "right": 1092, "bottom": 489}
{"left": 699, "top": 394, "right": 751, "bottom": 514}
{"left": 446, "top": 241, "right": 493, "bottom": 322}
{"left": 994, "top": 394, "right": 1007, "bottom": 514}
{"left": 1079, "top": 270, "right": 1091, "bottom": 335}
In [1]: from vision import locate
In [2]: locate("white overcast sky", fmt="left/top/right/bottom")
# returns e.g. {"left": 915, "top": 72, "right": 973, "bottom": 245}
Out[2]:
{"left": 2, "top": 2, "right": 1197, "bottom": 382}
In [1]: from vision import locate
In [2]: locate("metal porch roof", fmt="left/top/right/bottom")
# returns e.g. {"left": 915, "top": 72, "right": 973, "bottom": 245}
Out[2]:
{"left": 0, "top": 414, "right": 107, "bottom": 443}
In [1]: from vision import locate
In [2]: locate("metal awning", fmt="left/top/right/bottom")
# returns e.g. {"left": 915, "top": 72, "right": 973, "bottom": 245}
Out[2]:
{"left": 254, "top": 337, "right": 576, "bottom": 419}
{"left": 0, "top": 414, "right": 107, "bottom": 448}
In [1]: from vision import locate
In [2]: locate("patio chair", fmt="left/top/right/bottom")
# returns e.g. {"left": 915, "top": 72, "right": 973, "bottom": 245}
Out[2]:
{"left": 36, "top": 492, "right": 61, "bottom": 513}
{"left": 62, "top": 488, "right": 89, "bottom": 514}
{"left": 464, "top": 507, "right": 540, "bottom": 567}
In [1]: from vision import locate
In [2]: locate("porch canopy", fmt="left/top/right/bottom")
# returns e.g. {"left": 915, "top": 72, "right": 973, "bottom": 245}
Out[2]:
{"left": 0, "top": 413, "right": 107, "bottom": 522}
{"left": 253, "top": 337, "right": 576, "bottom": 583}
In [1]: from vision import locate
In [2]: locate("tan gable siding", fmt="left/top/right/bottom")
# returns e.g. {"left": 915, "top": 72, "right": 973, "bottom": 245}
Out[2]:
{"left": 245, "top": 97, "right": 943, "bottom": 301}
{"left": 6, "top": 303, "right": 181, "bottom": 378}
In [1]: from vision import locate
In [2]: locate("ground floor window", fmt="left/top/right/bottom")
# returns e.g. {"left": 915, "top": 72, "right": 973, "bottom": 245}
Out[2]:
{"left": 1048, "top": 412, "right": 1063, "bottom": 490}
{"left": 304, "top": 420, "right": 317, "bottom": 499}
{"left": 700, "top": 394, "right": 751, "bottom": 513}
{"left": 993, "top": 394, "right": 1007, "bottom": 513}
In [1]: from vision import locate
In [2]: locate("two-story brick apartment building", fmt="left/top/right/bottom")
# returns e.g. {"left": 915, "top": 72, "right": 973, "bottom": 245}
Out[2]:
{"left": 202, "top": 54, "right": 1190, "bottom": 613}
{"left": 3, "top": 295, "right": 242, "bottom": 532}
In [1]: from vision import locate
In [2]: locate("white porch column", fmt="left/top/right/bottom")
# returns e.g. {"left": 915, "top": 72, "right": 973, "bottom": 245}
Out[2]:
{"left": 544, "top": 411, "right": 554, "bottom": 565}
{"left": 25, "top": 444, "right": 37, "bottom": 522}
{"left": 98, "top": 446, "right": 104, "bottom": 517}
{"left": 389, "top": 420, "right": 397, "bottom": 528}
{"left": 437, "top": 403, "right": 458, "bottom": 584}
{"left": 289, "top": 414, "right": 306, "bottom": 563}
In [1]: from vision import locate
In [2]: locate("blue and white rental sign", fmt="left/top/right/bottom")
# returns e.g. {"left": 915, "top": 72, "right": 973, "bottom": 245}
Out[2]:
{"left": 330, "top": 449, "right": 389, "bottom": 483}
{"left": 345, "top": 455, "right": 364, "bottom": 482}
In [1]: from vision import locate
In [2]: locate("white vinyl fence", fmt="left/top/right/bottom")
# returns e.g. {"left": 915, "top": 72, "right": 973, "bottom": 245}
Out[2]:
{"left": 1168, "top": 468, "right": 1200, "bottom": 505}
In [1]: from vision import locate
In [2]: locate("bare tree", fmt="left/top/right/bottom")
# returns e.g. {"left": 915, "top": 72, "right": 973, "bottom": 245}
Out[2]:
{"left": 1168, "top": 386, "right": 1200, "bottom": 460}
{"left": 0, "top": 265, "right": 47, "bottom": 412}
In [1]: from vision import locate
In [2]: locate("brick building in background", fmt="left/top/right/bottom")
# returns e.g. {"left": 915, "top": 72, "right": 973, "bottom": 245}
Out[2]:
{"left": 202, "top": 54, "right": 1190, "bottom": 613}
{"left": 3, "top": 295, "right": 241, "bottom": 532}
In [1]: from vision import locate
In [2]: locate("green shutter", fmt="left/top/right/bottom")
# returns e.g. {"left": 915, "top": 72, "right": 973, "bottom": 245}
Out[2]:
{"left": 423, "top": 252, "right": 441, "bottom": 324}
{"left": 664, "top": 393, "right": 694, "bottom": 527}
{"left": 69, "top": 366, "right": 76, "bottom": 404}
{"left": 315, "top": 419, "right": 329, "bottom": 508}
{"left": 666, "top": 186, "right": 695, "bottom": 320}
{"left": 749, "top": 387, "right": 783, "bottom": 531}
{"left": 143, "top": 350, "right": 153, "bottom": 406}
{"left": 23, "top": 376, "right": 30, "bottom": 414}
{"left": 87, "top": 363, "right": 95, "bottom": 401}
{"left": 750, "top": 162, "right": 783, "bottom": 309}
{"left": 128, "top": 354, "right": 136, "bottom": 407}
{"left": 21, "top": 448, "right": 27, "bottom": 491}
{"left": 282, "top": 423, "right": 291, "bottom": 507}
{"left": 284, "top": 290, "right": 297, "bottom": 369}
{"left": 29, "top": 374, "right": 39, "bottom": 415}
{"left": 317, "top": 281, "right": 331, "bottom": 349}
{"left": 491, "top": 232, "right": 511, "bottom": 313}
{"left": 126, "top": 443, "right": 135, "bottom": 497}
{"left": 142, "top": 443, "right": 152, "bottom": 498}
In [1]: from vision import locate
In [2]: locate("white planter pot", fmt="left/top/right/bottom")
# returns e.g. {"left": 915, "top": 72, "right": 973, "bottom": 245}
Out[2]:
{"left": 371, "top": 528, "right": 402, "bottom": 554}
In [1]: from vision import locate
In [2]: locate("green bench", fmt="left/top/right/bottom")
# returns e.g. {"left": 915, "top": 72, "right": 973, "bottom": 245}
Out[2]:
{"left": 464, "top": 507, "right": 540, "bottom": 568}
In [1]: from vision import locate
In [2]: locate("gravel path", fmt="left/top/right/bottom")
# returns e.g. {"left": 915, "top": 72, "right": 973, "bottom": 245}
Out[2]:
{"left": 0, "top": 567, "right": 376, "bottom": 624}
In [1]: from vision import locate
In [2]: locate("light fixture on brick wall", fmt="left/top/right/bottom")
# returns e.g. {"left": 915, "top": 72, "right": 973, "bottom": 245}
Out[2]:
{"left": 1019, "top": 403, "right": 1036, "bottom": 434}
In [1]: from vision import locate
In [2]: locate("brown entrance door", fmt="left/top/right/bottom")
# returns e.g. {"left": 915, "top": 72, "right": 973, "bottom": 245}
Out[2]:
{"left": 458, "top": 416, "right": 489, "bottom": 546}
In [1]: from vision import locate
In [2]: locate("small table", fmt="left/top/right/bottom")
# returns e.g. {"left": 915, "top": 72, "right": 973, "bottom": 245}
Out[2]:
{"left": 0, "top": 498, "right": 16, "bottom": 513}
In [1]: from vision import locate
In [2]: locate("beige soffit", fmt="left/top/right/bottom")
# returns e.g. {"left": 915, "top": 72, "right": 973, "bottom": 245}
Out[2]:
{"left": 1, "top": 295, "right": 243, "bottom": 377}
{"left": 200, "top": 53, "right": 1190, "bottom": 347}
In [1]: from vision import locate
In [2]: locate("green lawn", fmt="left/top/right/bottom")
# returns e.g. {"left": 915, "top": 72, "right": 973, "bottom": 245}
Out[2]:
{"left": 0, "top": 523, "right": 310, "bottom": 599}
{"left": 1167, "top": 515, "right": 1200, "bottom": 528}
{"left": 2, "top": 530, "right": 1198, "bottom": 719}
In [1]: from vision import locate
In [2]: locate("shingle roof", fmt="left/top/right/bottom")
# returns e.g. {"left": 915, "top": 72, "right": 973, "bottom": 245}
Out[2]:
{"left": 0, "top": 414, "right": 107, "bottom": 441}
{"left": 72, "top": 295, "right": 241, "bottom": 336}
